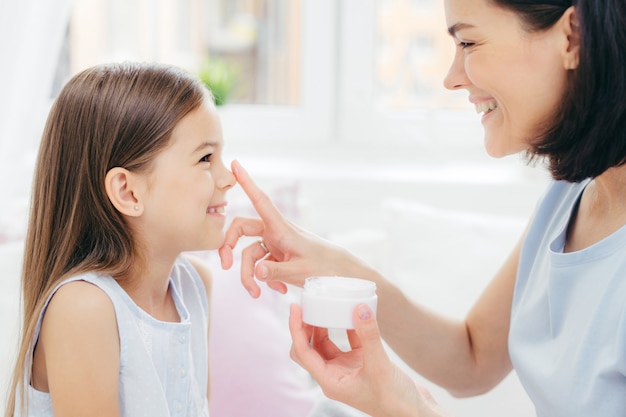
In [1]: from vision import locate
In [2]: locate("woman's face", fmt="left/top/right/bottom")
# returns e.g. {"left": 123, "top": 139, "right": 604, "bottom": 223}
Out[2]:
{"left": 443, "top": 0, "right": 571, "bottom": 157}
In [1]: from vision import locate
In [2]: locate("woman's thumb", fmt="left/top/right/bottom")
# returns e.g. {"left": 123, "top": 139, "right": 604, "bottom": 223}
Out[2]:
{"left": 353, "top": 304, "right": 383, "bottom": 350}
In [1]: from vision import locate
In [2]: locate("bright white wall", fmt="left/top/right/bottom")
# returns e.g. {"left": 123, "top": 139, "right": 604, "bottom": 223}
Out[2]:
{"left": 0, "top": 0, "right": 70, "bottom": 242}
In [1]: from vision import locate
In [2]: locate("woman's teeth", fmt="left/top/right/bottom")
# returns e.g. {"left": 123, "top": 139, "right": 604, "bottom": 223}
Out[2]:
{"left": 208, "top": 206, "right": 225, "bottom": 214}
{"left": 475, "top": 101, "right": 498, "bottom": 115}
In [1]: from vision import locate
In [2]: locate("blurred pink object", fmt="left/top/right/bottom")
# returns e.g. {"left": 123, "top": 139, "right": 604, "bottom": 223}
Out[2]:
{"left": 207, "top": 253, "right": 320, "bottom": 417}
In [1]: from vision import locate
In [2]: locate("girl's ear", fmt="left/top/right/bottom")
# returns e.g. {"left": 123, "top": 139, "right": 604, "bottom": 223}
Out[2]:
{"left": 560, "top": 6, "right": 580, "bottom": 70}
{"left": 105, "top": 167, "right": 144, "bottom": 216}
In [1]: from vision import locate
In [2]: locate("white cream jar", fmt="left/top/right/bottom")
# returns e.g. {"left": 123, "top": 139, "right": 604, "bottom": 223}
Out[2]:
{"left": 301, "top": 276, "right": 378, "bottom": 329}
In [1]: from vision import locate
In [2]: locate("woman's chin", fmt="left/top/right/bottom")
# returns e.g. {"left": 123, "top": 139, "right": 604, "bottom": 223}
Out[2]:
{"left": 483, "top": 136, "right": 526, "bottom": 158}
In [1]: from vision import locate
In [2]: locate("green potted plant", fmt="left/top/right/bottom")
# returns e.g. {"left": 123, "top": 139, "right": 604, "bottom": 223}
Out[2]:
{"left": 198, "top": 58, "right": 237, "bottom": 106}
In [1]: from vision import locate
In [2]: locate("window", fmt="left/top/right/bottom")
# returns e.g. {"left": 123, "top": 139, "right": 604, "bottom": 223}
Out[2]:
{"left": 65, "top": 0, "right": 479, "bottom": 149}
{"left": 67, "top": 0, "right": 335, "bottom": 143}
{"left": 336, "top": 0, "right": 481, "bottom": 149}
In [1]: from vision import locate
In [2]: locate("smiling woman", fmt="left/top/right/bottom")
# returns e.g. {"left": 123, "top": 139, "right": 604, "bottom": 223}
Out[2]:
{"left": 443, "top": 0, "right": 574, "bottom": 158}
{"left": 215, "top": 0, "right": 626, "bottom": 416}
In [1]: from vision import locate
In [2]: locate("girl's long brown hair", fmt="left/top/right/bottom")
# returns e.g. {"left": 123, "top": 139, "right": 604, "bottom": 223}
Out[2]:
{"left": 4, "top": 62, "right": 208, "bottom": 416}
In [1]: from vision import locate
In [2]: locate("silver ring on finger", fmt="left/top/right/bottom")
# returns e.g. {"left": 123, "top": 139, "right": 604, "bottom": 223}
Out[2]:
{"left": 259, "top": 240, "right": 270, "bottom": 255}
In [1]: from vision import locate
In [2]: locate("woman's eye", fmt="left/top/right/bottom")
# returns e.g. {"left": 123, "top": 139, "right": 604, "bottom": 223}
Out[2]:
{"left": 458, "top": 41, "right": 474, "bottom": 49}
{"left": 200, "top": 154, "right": 212, "bottom": 163}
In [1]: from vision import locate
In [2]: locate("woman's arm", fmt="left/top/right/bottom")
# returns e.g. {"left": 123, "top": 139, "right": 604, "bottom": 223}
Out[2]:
{"left": 221, "top": 160, "right": 524, "bottom": 395}
{"left": 35, "top": 281, "right": 120, "bottom": 417}
{"left": 377, "top": 231, "right": 525, "bottom": 396}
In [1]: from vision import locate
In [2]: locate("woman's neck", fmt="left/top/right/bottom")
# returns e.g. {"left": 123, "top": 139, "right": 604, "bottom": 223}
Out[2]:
{"left": 565, "top": 164, "right": 626, "bottom": 252}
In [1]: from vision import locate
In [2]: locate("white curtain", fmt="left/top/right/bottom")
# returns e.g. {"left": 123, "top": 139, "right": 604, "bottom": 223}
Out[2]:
{"left": 0, "top": 0, "right": 71, "bottom": 241}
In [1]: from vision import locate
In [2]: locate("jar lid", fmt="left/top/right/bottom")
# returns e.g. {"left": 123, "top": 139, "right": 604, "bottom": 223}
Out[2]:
{"left": 303, "top": 276, "right": 377, "bottom": 299}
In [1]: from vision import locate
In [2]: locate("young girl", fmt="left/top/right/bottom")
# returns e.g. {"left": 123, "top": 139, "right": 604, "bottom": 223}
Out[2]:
{"left": 5, "top": 62, "right": 235, "bottom": 417}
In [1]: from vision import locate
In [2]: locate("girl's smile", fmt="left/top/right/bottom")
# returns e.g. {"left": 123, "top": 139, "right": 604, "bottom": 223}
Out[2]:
{"left": 134, "top": 100, "right": 236, "bottom": 256}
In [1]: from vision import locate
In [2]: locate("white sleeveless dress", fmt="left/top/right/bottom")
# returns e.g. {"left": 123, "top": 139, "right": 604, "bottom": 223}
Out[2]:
{"left": 15, "top": 256, "right": 210, "bottom": 417}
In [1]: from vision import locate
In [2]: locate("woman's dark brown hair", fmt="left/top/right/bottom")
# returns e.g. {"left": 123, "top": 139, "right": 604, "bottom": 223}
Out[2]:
{"left": 495, "top": 0, "right": 626, "bottom": 182}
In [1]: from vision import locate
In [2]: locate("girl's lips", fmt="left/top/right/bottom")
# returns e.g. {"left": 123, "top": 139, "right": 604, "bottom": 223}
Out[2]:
{"left": 207, "top": 202, "right": 227, "bottom": 214}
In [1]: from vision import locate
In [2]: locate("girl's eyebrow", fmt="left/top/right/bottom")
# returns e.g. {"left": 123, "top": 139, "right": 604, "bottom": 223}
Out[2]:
{"left": 448, "top": 22, "right": 475, "bottom": 37}
{"left": 193, "top": 141, "right": 217, "bottom": 153}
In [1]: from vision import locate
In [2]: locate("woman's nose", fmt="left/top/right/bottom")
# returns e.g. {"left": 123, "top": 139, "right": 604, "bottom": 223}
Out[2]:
{"left": 443, "top": 49, "right": 470, "bottom": 91}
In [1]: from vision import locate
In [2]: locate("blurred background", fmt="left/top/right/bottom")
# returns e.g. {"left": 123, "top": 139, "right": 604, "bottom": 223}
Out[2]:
{"left": 0, "top": 0, "right": 549, "bottom": 241}
{"left": 0, "top": 0, "right": 549, "bottom": 416}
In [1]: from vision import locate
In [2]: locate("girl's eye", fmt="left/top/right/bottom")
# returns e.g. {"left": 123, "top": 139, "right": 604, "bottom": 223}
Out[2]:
{"left": 458, "top": 41, "right": 474, "bottom": 49}
{"left": 200, "top": 154, "right": 212, "bottom": 163}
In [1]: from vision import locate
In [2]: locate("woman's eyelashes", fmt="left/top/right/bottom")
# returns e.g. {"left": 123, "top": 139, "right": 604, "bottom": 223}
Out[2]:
{"left": 457, "top": 41, "right": 475, "bottom": 49}
{"left": 199, "top": 154, "right": 212, "bottom": 164}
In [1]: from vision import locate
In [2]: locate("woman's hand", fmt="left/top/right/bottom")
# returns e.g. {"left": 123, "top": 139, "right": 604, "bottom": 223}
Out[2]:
{"left": 288, "top": 303, "right": 452, "bottom": 417}
{"left": 219, "top": 160, "right": 379, "bottom": 298}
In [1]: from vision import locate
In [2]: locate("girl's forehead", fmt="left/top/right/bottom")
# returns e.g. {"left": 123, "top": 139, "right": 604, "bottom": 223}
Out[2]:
{"left": 168, "top": 105, "right": 222, "bottom": 148}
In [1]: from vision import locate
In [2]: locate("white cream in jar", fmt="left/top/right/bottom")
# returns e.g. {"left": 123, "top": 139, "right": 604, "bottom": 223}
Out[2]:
{"left": 301, "top": 276, "right": 378, "bottom": 329}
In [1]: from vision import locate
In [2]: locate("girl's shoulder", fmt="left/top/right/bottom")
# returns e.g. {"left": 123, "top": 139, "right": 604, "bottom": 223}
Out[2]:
{"left": 180, "top": 253, "right": 213, "bottom": 296}
{"left": 39, "top": 279, "right": 119, "bottom": 357}
{"left": 32, "top": 279, "right": 120, "bottom": 414}
{"left": 46, "top": 278, "right": 116, "bottom": 317}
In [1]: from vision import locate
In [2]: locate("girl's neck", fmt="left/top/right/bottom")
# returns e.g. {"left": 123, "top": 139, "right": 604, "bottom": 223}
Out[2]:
{"left": 115, "top": 254, "right": 181, "bottom": 322}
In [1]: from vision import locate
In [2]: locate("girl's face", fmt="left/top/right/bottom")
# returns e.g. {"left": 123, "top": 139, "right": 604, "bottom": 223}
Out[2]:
{"left": 443, "top": 0, "right": 571, "bottom": 157}
{"left": 139, "top": 101, "right": 236, "bottom": 255}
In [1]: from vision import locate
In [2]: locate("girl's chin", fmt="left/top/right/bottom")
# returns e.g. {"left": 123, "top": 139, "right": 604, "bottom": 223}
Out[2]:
{"left": 185, "top": 236, "right": 225, "bottom": 253}
{"left": 205, "top": 234, "right": 226, "bottom": 251}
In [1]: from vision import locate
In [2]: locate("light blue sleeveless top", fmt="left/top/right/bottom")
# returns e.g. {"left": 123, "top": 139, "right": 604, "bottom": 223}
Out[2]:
{"left": 16, "top": 256, "right": 210, "bottom": 417}
{"left": 510, "top": 179, "right": 626, "bottom": 416}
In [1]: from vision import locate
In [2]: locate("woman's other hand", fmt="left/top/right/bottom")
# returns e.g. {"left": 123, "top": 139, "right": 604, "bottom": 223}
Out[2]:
{"left": 288, "top": 303, "right": 453, "bottom": 417}
{"left": 219, "top": 160, "right": 378, "bottom": 298}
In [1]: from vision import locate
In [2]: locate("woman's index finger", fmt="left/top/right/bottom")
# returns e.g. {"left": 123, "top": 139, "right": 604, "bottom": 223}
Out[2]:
{"left": 231, "top": 160, "right": 283, "bottom": 221}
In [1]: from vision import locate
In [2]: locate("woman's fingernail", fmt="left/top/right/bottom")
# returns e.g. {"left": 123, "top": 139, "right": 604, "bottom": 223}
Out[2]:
{"left": 357, "top": 304, "right": 372, "bottom": 321}
{"left": 258, "top": 264, "right": 269, "bottom": 280}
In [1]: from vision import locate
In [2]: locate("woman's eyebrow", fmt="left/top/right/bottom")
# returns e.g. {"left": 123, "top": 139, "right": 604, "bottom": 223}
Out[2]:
{"left": 448, "top": 22, "right": 475, "bottom": 37}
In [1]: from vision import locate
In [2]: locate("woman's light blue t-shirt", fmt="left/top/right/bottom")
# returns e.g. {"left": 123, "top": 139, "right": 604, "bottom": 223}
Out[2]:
{"left": 510, "top": 179, "right": 626, "bottom": 416}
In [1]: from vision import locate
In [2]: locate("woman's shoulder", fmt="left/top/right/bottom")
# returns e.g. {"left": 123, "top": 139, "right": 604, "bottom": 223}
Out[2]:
{"left": 543, "top": 178, "right": 590, "bottom": 198}
{"left": 533, "top": 179, "right": 591, "bottom": 216}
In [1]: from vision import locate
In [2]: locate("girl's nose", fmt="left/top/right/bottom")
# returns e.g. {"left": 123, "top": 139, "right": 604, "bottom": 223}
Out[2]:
{"left": 216, "top": 161, "right": 237, "bottom": 190}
